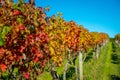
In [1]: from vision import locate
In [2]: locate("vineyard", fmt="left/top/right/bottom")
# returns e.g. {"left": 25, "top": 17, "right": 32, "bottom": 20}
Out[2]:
{"left": 0, "top": 0, "right": 120, "bottom": 80}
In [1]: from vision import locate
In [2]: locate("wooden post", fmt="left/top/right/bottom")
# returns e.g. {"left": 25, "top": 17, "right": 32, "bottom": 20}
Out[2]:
{"left": 96, "top": 45, "right": 99, "bottom": 59}
{"left": 63, "top": 62, "right": 69, "bottom": 80}
{"left": 79, "top": 51, "right": 83, "bottom": 80}
{"left": 50, "top": 65, "right": 59, "bottom": 80}
{"left": 75, "top": 64, "right": 78, "bottom": 80}
{"left": 73, "top": 57, "right": 78, "bottom": 80}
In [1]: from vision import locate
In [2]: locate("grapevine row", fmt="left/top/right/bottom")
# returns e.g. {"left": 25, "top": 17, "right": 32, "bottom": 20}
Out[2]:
{"left": 0, "top": 0, "right": 109, "bottom": 79}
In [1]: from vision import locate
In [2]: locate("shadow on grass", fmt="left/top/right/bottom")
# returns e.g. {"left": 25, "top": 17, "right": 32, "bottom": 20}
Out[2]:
{"left": 110, "top": 75, "right": 120, "bottom": 80}
{"left": 111, "top": 53, "right": 120, "bottom": 64}
{"left": 112, "top": 49, "right": 116, "bottom": 52}
{"left": 111, "top": 41, "right": 120, "bottom": 64}
{"left": 59, "top": 67, "right": 75, "bottom": 80}
{"left": 84, "top": 52, "right": 93, "bottom": 62}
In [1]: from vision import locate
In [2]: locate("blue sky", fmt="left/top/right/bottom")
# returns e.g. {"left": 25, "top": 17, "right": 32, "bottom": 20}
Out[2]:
{"left": 15, "top": 0, "right": 120, "bottom": 38}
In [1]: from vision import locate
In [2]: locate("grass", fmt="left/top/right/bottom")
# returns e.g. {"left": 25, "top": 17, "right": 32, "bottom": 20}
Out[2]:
{"left": 40, "top": 40, "right": 120, "bottom": 80}
{"left": 109, "top": 40, "right": 120, "bottom": 80}
{"left": 83, "top": 41, "right": 111, "bottom": 80}
{"left": 83, "top": 40, "right": 120, "bottom": 80}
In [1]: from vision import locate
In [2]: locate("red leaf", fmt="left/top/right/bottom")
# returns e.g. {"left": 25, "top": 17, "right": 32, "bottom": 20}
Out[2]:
{"left": 17, "top": 55, "right": 23, "bottom": 62}
{"left": 36, "top": 52, "right": 42, "bottom": 58}
{"left": 13, "top": 10, "right": 20, "bottom": 15}
{"left": 36, "top": 50, "right": 43, "bottom": 58}
{"left": 19, "top": 46, "right": 26, "bottom": 53}
{"left": 8, "top": 56, "right": 14, "bottom": 60}
{"left": 19, "top": 25, "right": 26, "bottom": 30}
{"left": 0, "top": 64, "right": 7, "bottom": 72}
{"left": 0, "top": 48, "right": 6, "bottom": 54}
{"left": 23, "top": 72, "right": 29, "bottom": 79}
{"left": 33, "top": 57, "right": 38, "bottom": 64}
{"left": 35, "top": 37, "right": 39, "bottom": 42}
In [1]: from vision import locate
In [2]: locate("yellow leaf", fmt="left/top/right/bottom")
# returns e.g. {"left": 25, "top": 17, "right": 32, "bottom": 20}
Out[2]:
{"left": 49, "top": 47, "right": 55, "bottom": 56}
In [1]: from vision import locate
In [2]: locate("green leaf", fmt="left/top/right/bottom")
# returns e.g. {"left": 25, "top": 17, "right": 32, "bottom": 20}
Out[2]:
{"left": 17, "top": 18, "right": 22, "bottom": 24}
{"left": 0, "top": 26, "right": 11, "bottom": 46}
{"left": 25, "top": 63, "right": 28, "bottom": 67}
{"left": 2, "top": 70, "right": 9, "bottom": 78}
{"left": 20, "top": 59, "right": 23, "bottom": 64}
{"left": 13, "top": 67, "right": 18, "bottom": 73}
{"left": 1, "top": 26, "right": 11, "bottom": 38}
{"left": 0, "top": 38, "right": 4, "bottom": 46}
{"left": 12, "top": 3, "right": 24, "bottom": 12}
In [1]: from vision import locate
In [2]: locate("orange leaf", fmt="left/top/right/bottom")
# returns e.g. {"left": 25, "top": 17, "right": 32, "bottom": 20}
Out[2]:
{"left": 0, "top": 48, "right": 6, "bottom": 54}
{"left": 0, "top": 64, "right": 7, "bottom": 72}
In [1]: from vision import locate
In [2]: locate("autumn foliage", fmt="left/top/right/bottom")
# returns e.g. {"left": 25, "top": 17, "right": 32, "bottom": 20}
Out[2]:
{"left": 0, "top": 0, "right": 109, "bottom": 79}
{"left": 0, "top": 0, "right": 50, "bottom": 79}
